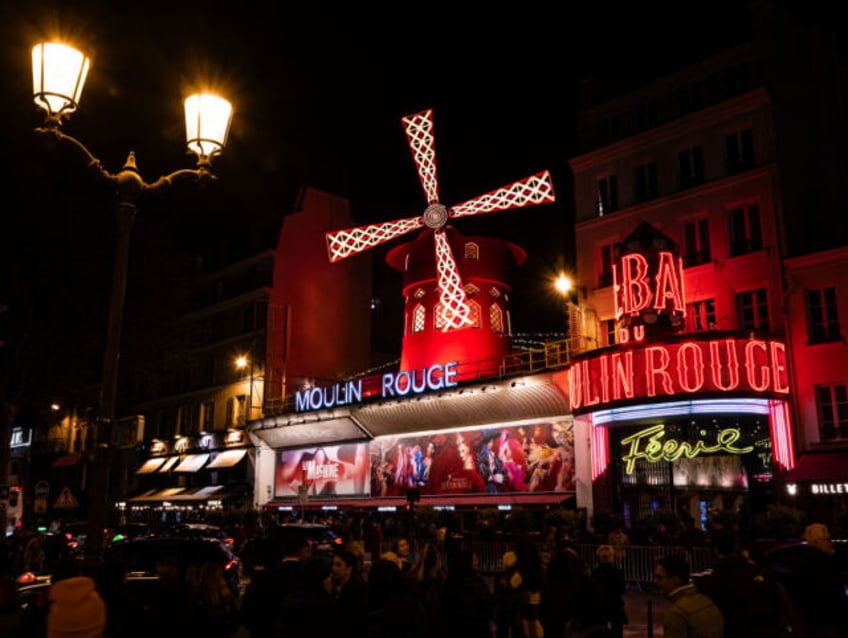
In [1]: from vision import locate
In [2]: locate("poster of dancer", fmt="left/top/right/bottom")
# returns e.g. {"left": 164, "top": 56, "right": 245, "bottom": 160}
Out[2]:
{"left": 369, "top": 421, "right": 575, "bottom": 497}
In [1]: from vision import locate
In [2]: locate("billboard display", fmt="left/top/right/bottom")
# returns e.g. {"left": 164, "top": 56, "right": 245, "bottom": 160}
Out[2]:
{"left": 370, "top": 421, "right": 575, "bottom": 497}
{"left": 274, "top": 443, "right": 370, "bottom": 498}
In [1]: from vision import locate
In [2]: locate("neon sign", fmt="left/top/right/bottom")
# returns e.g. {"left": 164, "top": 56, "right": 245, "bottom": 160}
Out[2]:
{"left": 295, "top": 361, "right": 459, "bottom": 412}
{"left": 614, "top": 251, "right": 686, "bottom": 320}
{"left": 620, "top": 423, "right": 754, "bottom": 474}
{"left": 569, "top": 337, "right": 789, "bottom": 413}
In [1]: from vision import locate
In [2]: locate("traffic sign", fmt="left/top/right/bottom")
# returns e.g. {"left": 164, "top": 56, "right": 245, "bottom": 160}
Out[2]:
{"left": 35, "top": 480, "right": 49, "bottom": 499}
{"left": 54, "top": 486, "right": 79, "bottom": 509}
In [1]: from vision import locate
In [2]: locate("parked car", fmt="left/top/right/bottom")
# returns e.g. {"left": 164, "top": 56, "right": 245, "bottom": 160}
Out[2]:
{"left": 102, "top": 536, "right": 241, "bottom": 596}
{"left": 105, "top": 522, "right": 156, "bottom": 547}
{"left": 160, "top": 523, "right": 235, "bottom": 551}
{"left": 240, "top": 523, "right": 343, "bottom": 577}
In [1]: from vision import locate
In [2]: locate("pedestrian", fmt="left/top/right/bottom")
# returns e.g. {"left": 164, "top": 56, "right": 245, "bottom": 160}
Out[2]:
{"left": 696, "top": 530, "right": 787, "bottom": 638}
{"left": 442, "top": 547, "right": 494, "bottom": 638}
{"left": 493, "top": 550, "right": 521, "bottom": 638}
{"left": 591, "top": 545, "right": 627, "bottom": 638}
{"left": 654, "top": 553, "right": 723, "bottom": 638}
{"left": 366, "top": 557, "right": 427, "bottom": 638}
{"left": 331, "top": 548, "right": 369, "bottom": 635}
{"left": 394, "top": 537, "right": 413, "bottom": 573}
{"left": 46, "top": 563, "right": 107, "bottom": 638}
{"left": 185, "top": 561, "right": 241, "bottom": 638}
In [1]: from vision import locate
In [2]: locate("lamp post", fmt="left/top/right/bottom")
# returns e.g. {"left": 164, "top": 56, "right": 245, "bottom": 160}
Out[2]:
{"left": 31, "top": 42, "right": 233, "bottom": 565}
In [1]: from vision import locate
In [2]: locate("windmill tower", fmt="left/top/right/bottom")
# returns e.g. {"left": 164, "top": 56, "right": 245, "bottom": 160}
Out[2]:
{"left": 326, "top": 109, "right": 555, "bottom": 377}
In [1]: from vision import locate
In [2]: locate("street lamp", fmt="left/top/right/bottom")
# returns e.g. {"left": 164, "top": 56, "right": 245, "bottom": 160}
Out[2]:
{"left": 31, "top": 41, "right": 233, "bottom": 565}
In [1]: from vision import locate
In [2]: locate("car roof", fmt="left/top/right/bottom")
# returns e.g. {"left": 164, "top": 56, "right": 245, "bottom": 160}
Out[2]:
{"left": 104, "top": 537, "right": 232, "bottom": 570}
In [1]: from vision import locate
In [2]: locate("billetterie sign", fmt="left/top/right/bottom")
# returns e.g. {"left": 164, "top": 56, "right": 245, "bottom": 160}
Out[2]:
{"left": 295, "top": 361, "right": 459, "bottom": 412}
{"left": 569, "top": 336, "right": 789, "bottom": 413}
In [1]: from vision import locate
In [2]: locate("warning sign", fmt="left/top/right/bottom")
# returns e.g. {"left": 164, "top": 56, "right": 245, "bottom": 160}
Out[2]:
{"left": 54, "top": 486, "right": 79, "bottom": 509}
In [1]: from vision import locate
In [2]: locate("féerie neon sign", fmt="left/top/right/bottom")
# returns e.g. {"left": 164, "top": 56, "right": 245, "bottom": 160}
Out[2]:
{"left": 569, "top": 337, "right": 789, "bottom": 412}
{"left": 620, "top": 423, "right": 754, "bottom": 474}
{"left": 295, "top": 361, "right": 459, "bottom": 412}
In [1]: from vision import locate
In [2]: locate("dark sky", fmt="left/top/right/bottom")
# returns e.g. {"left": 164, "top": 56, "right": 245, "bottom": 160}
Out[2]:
{"left": 0, "top": 1, "right": 757, "bottom": 352}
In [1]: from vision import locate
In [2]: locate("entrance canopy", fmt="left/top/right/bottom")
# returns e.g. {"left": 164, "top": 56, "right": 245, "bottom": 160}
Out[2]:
{"left": 786, "top": 450, "right": 848, "bottom": 482}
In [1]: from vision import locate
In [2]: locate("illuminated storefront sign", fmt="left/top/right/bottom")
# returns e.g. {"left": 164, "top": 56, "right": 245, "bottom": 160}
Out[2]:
{"left": 620, "top": 423, "right": 754, "bottom": 474}
{"left": 810, "top": 483, "right": 848, "bottom": 495}
{"left": 295, "top": 361, "right": 459, "bottom": 412}
{"left": 614, "top": 251, "right": 685, "bottom": 319}
{"left": 569, "top": 337, "right": 789, "bottom": 413}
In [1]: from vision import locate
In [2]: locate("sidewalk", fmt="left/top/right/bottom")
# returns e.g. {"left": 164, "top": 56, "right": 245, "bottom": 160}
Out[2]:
{"left": 623, "top": 587, "right": 669, "bottom": 638}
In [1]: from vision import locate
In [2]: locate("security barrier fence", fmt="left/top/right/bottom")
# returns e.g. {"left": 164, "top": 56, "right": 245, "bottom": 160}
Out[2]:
{"left": 383, "top": 539, "right": 718, "bottom": 585}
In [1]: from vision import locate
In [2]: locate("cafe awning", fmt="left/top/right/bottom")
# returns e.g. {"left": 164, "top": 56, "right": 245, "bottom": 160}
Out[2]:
{"left": 786, "top": 450, "right": 848, "bottom": 482}
{"left": 169, "top": 486, "right": 226, "bottom": 501}
{"left": 158, "top": 456, "right": 179, "bottom": 472}
{"left": 206, "top": 449, "right": 247, "bottom": 469}
{"left": 128, "top": 487, "right": 187, "bottom": 502}
{"left": 136, "top": 457, "right": 167, "bottom": 474}
{"left": 173, "top": 454, "right": 210, "bottom": 473}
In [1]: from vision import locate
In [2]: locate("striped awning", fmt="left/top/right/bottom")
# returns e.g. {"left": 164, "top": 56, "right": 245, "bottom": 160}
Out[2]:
{"left": 206, "top": 449, "right": 247, "bottom": 469}
{"left": 173, "top": 453, "right": 210, "bottom": 473}
{"left": 136, "top": 457, "right": 167, "bottom": 474}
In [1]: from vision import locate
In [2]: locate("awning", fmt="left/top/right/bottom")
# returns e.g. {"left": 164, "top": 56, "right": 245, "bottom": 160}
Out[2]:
{"left": 136, "top": 457, "right": 167, "bottom": 474}
{"left": 52, "top": 452, "right": 84, "bottom": 468}
{"left": 128, "top": 487, "right": 187, "bottom": 502}
{"left": 158, "top": 456, "right": 179, "bottom": 472}
{"left": 173, "top": 454, "right": 210, "bottom": 473}
{"left": 206, "top": 449, "right": 247, "bottom": 469}
{"left": 786, "top": 450, "right": 848, "bottom": 482}
{"left": 169, "top": 486, "right": 226, "bottom": 501}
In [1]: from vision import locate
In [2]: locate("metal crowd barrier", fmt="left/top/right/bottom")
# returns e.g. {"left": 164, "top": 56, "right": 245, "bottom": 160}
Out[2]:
{"left": 383, "top": 539, "right": 717, "bottom": 584}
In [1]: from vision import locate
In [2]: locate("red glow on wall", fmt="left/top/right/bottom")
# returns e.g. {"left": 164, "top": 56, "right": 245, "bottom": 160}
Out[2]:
{"left": 569, "top": 336, "right": 790, "bottom": 413}
{"left": 590, "top": 417, "right": 610, "bottom": 481}
{"left": 769, "top": 399, "right": 796, "bottom": 471}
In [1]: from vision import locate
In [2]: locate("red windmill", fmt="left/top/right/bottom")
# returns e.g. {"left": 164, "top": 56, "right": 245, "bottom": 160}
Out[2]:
{"left": 326, "top": 109, "right": 555, "bottom": 372}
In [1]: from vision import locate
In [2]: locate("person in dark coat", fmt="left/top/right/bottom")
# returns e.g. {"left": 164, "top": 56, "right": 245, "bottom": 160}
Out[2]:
{"left": 331, "top": 548, "right": 369, "bottom": 635}
{"left": 240, "top": 527, "right": 311, "bottom": 638}
{"left": 442, "top": 548, "right": 494, "bottom": 638}
{"left": 697, "top": 530, "right": 787, "bottom": 638}
{"left": 366, "top": 557, "right": 427, "bottom": 638}
{"left": 279, "top": 557, "right": 339, "bottom": 638}
{"left": 591, "top": 545, "right": 628, "bottom": 638}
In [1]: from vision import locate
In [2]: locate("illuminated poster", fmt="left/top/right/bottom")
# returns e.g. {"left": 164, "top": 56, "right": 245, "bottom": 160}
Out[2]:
{"left": 275, "top": 443, "right": 370, "bottom": 498}
{"left": 370, "top": 421, "right": 575, "bottom": 497}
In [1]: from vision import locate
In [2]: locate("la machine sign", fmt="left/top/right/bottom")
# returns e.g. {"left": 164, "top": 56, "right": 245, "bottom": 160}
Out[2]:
{"left": 568, "top": 336, "right": 789, "bottom": 413}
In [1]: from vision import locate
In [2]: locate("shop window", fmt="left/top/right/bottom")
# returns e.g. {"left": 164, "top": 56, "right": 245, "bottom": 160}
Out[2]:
{"left": 597, "top": 175, "right": 618, "bottom": 215}
{"left": 687, "top": 298, "right": 716, "bottom": 331}
{"left": 678, "top": 145, "right": 704, "bottom": 189}
{"left": 490, "top": 304, "right": 504, "bottom": 333}
{"left": 465, "top": 243, "right": 479, "bottom": 260}
{"left": 683, "top": 218, "right": 711, "bottom": 267}
{"left": 816, "top": 384, "right": 848, "bottom": 440}
{"left": 736, "top": 288, "right": 770, "bottom": 332}
{"left": 806, "top": 287, "right": 841, "bottom": 344}
{"left": 728, "top": 203, "right": 762, "bottom": 256}
{"left": 725, "top": 128, "right": 754, "bottom": 175}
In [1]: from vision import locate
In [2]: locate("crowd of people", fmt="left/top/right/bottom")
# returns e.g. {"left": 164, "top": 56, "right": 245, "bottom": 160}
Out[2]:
{"left": 2, "top": 517, "right": 848, "bottom": 638}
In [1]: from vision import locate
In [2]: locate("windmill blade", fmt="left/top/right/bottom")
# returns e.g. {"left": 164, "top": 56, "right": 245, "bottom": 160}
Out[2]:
{"left": 433, "top": 229, "right": 473, "bottom": 331}
{"left": 401, "top": 109, "right": 440, "bottom": 204}
{"left": 326, "top": 216, "right": 425, "bottom": 263}
{"left": 449, "top": 170, "right": 555, "bottom": 219}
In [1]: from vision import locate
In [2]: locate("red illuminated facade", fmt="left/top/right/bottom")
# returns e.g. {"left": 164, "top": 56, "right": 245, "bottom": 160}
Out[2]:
{"left": 567, "top": 3, "right": 848, "bottom": 528}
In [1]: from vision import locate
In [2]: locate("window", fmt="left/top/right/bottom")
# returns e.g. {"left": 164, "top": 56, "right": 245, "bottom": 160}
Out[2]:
{"left": 635, "top": 101, "right": 657, "bottom": 132}
{"left": 464, "top": 283, "right": 480, "bottom": 295}
{"left": 687, "top": 299, "right": 716, "bottom": 331}
{"left": 202, "top": 401, "right": 215, "bottom": 431}
{"left": 434, "top": 301, "right": 481, "bottom": 330}
{"left": 806, "top": 288, "right": 841, "bottom": 343}
{"left": 728, "top": 204, "right": 763, "bottom": 256}
{"left": 634, "top": 161, "right": 658, "bottom": 203}
{"left": 605, "top": 319, "right": 617, "bottom": 347}
{"left": 817, "top": 384, "right": 848, "bottom": 440}
{"left": 725, "top": 128, "right": 754, "bottom": 174}
{"left": 599, "top": 244, "right": 615, "bottom": 287}
{"left": 236, "top": 395, "right": 247, "bottom": 426}
{"left": 180, "top": 404, "right": 199, "bottom": 435}
{"left": 225, "top": 398, "right": 235, "bottom": 428}
{"left": 678, "top": 81, "right": 703, "bottom": 115}
{"left": 412, "top": 304, "right": 426, "bottom": 333}
{"left": 597, "top": 175, "right": 618, "bottom": 215}
{"left": 683, "top": 218, "right": 711, "bottom": 267}
{"left": 464, "top": 243, "right": 479, "bottom": 260}
{"left": 489, "top": 304, "right": 504, "bottom": 333}
{"left": 678, "top": 146, "right": 704, "bottom": 189}
{"left": 736, "top": 289, "right": 770, "bottom": 331}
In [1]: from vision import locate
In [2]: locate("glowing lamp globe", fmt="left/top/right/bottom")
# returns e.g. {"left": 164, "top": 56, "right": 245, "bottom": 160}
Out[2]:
{"left": 184, "top": 93, "right": 233, "bottom": 160}
{"left": 32, "top": 42, "right": 91, "bottom": 120}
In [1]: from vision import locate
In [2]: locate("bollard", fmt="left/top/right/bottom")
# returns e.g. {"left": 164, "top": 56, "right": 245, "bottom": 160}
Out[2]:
{"left": 647, "top": 599, "right": 653, "bottom": 638}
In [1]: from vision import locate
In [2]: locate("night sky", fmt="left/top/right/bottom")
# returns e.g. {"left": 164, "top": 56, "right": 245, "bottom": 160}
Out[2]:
{"left": 0, "top": 1, "right": 782, "bottom": 402}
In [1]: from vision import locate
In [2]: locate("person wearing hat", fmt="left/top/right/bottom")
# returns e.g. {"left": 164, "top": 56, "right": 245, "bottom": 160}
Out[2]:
{"left": 46, "top": 574, "right": 107, "bottom": 638}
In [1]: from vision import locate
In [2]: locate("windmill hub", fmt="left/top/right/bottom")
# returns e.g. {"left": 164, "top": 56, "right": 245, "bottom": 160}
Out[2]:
{"left": 423, "top": 203, "right": 449, "bottom": 229}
